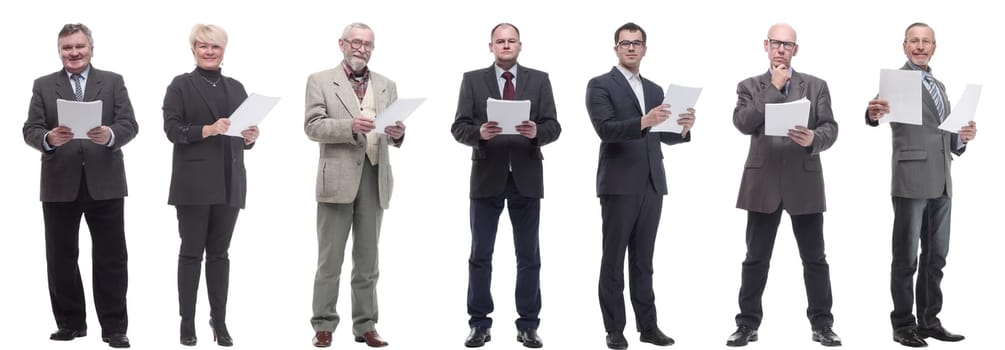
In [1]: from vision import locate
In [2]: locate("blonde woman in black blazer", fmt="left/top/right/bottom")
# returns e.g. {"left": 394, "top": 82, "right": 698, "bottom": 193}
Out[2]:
{"left": 162, "top": 24, "right": 259, "bottom": 347}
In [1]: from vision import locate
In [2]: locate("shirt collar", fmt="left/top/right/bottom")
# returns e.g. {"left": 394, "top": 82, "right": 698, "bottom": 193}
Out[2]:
{"left": 342, "top": 62, "right": 369, "bottom": 80}
{"left": 615, "top": 64, "right": 639, "bottom": 82}
{"left": 66, "top": 65, "right": 91, "bottom": 80}
{"left": 495, "top": 63, "right": 518, "bottom": 79}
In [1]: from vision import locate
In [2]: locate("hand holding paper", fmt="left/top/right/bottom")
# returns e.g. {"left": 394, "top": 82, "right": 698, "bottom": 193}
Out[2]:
{"left": 374, "top": 98, "right": 424, "bottom": 134}
{"left": 765, "top": 98, "right": 810, "bottom": 137}
{"left": 486, "top": 98, "right": 530, "bottom": 134}
{"left": 56, "top": 99, "right": 102, "bottom": 139}
{"left": 225, "top": 93, "right": 279, "bottom": 137}
{"left": 938, "top": 84, "right": 981, "bottom": 133}
{"left": 653, "top": 84, "right": 702, "bottom": 133}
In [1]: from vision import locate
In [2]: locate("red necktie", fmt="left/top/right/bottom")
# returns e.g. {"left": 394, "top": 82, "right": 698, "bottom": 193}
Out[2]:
{"left": 502, "top": 71, "right": 515, "bottom": 100}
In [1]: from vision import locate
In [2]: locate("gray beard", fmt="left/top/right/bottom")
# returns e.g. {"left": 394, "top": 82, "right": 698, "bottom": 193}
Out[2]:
{"left": 346, "top": 58, "right": 367, "bottom": 72}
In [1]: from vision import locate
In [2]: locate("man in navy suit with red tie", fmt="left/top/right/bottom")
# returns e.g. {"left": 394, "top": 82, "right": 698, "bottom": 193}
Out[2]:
{"left": 451, "top": 23, "right": 561, "bottom": 349}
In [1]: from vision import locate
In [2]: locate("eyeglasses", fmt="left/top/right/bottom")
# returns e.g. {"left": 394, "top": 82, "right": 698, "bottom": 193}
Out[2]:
{"left": 905, "top": 38, "right": 935, "bottom": 47}
{"left": 617, "top": 40, "right": 645, "bottom": 49}
{"left": 767, "top": 38, "right": 796, "bottom": 51}
{"left": 346, "top": 39, "right": 375, "bottom": 51}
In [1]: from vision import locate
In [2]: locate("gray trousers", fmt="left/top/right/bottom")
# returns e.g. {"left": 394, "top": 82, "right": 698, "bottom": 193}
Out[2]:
{"left": 311, "top": 161, "right": 383, "bottom": 335}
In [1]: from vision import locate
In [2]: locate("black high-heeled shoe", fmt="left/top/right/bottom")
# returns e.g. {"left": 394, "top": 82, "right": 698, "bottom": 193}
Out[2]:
{"left": 180, "top": 319, "right": 197, "bottom": 346}
{"left": 209, "top": 319, "right": 233, "bottom": 347}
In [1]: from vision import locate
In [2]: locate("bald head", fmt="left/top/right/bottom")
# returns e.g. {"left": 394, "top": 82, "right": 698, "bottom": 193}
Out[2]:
{"left": 767, "top": 23, "right": 797, "bottom": 43}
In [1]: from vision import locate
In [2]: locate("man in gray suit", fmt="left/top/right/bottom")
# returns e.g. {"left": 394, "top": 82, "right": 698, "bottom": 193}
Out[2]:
{"left": 305, "top": 22, "right": 405, "bottom": 348}
{"left": 866, "top": 22, "right": 977, "bottom": 348}
{"left": 22, "top": 23, "right": 138, "bottom": 348}
{"left": 726, "top": 23, "right": 841, "bottom": 348}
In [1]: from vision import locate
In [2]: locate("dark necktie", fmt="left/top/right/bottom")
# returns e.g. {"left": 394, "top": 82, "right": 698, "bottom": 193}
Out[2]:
{"left": 924, "top": 74, "right": 946, "bottom": 121}
{"left": 501, "top": 71, "right": 515, "bottom": 100}
{"left": 71, "top": 74, "right": 84, "bottom": 101}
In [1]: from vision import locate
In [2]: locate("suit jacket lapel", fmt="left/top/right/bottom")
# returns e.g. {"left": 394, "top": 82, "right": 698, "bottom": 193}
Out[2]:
{"left": 483, "top": 65, "right": 501, "bottom": 100}
{"left": 787, "top": 72, "right": 805, "bottom": 102}
{"left": 609, "top": 67, "right": 642, "bottom": 115}
{"left": 369, "top": 73, "right": 388, "bottom": 109}
{"left": 332, "top": 70, "right": 362, "bottom": 116}
{"left": 515, "top": 66, "right": 530, "bottom": 100}
{"left": 54, "top": 71, "right": 75, "bottom": 101}
{"left": 83, "top": 68, "right": 103, "bottom": 102}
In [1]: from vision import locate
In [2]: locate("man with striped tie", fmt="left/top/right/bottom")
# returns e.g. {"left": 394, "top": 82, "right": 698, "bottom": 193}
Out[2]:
{"left": 866, "top": 22, "right": 978, "bottom": 348}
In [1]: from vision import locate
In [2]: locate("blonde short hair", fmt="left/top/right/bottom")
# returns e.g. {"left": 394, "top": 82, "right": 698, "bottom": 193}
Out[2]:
{"left": 189, "top": 24, "right": 228, "bottom": 48}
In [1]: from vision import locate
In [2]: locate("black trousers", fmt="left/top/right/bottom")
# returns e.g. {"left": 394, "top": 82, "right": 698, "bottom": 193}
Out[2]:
{"left": 735, "top": 206, "right": 834, "bottom": 330}
{"left": 176, "top": 204, "right": 240, "bottom": 328}
{"left": 598, "top": 187, "right": 662, "bottom": 333}
{"left": 43, "top": 175, "right": 128, "bottom": 336}
{"left": 467, "top": 174, "right": 542, "bottom": 331}
{"left": 890, "top": 195, "right": 952, "bottom": 331}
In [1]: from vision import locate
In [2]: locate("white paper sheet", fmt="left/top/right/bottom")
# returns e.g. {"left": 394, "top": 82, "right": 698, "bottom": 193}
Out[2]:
{"left": 486, "top": 98, "right": 530, "bottom": 135}
{"left": 56, "top": 99, "right": 103, "bottom": 139}
{"left": 652, "top": 84, "right": 702, "bottom": 133}
{"left": 939, "top": 84, "right": 981, "bottom": 132}
{"left": 374, "top": 98, "right": 426, "bottom": 134}
{"left": 765, "top": 98, "right": 811, "bottom": 137}
{"left": 225, "top": 93, "right": 280, "bottom": 137}
{"left": 879, "top": 69, "right": 923, "bottom": 125}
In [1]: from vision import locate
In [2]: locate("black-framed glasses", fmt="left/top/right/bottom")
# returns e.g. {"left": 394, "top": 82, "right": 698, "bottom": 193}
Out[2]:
{"left": 767, "top": 38, "right": 796, "bottom": 51}
{"left": 346, "top": 39, "right": 375, "bottom": 51}
{"left": 618, "top": 40, "right": 645, "bottom": 49}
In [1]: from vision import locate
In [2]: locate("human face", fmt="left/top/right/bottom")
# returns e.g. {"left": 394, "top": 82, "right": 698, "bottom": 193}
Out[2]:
{"left": 615, "top": 30, "right": 646, "bottom": 73}
{"left": 903, "top": 26, "right": 936, "bottom": 69}
{"left": 59, "top": 32, "right": 92, "bottom": 75}
{"left": 192, "top": 41, "right": 225, "bottom": 70}
{"left": 340, "top": 27, "right": 374, "bottom": 72}
{"left": 764, "top": 25, "right": 798, "bottom": 68}
{"left": 489, "top": 25, "right": 521, "bottom": 69}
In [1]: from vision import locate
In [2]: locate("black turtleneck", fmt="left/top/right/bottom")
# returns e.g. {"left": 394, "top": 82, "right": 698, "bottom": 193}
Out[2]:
{"left": 193, "top": 67, "right": 230, "bottom": 116}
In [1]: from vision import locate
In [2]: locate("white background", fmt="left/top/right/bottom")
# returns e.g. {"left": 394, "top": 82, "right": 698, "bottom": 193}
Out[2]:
{"left": 1, "top": 0, "right": 1001, "bottom": 349}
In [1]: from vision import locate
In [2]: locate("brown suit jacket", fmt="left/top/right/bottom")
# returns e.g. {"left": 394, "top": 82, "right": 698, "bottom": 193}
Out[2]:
{"left": 733, "top": 70, "right": 838, "bottom": 215}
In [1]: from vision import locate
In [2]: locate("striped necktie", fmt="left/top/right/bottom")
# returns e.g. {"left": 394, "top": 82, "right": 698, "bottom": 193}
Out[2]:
{"left": 71, "top": 74, "right": 84, "bottom": 101}
{"left": 924, "top": 74, "right": 946, "bottom": 120}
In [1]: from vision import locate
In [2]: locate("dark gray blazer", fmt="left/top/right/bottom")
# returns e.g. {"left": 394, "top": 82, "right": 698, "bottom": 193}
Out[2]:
{"left": 733, "top": 71, "right": 838, "bottom": 215}
{"left": 163, "top": 70, "right": 252, "bottom": 208}
{"left": 22, "top": 66, "right": 138, "bottom": 202}
{"left": 866, "top": 62, "right": 965, "bottom": 199}
{"left": 586, "top": 67, "right": 689, "bottom": 196}
{"left": 451, "top": 64, "right": 561, "bottom": 199}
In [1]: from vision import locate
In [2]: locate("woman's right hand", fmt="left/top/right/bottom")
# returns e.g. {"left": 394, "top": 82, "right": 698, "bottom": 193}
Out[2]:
{"left": 202, "top": 118, "right": 231, "bottom": 138}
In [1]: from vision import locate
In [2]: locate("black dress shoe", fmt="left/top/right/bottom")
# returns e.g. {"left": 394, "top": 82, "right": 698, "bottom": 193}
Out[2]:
{"left": 606, "top": 331, "right": 628, "bottom": 350}
{"left": 640, "top": 328, "right": 674, "bottom": 346}
{"left": 893, "top": 328, "right": 928, "bottom": 347}
{"left": 726, "top": 326, "right": 758, "bottom": 347}
{"left": 180, "top": 335, "right": 197, "bottom": 346}
{"left": 102, "top": 333, "right": 131, "bottom": 348}
{"left": 917, "top": 325, "right": 964, "bottom": 342}
{"left": 465, "top": 327, "right": 491, "bottom": 348}
{"left": 812, "top": 326, "right": 842, "bottom": 347}
{"left": 517, "top": 329, "right": 543, "bottom": 348}
{"left": 50, "top": 328, "right": 87, "bottom": 341}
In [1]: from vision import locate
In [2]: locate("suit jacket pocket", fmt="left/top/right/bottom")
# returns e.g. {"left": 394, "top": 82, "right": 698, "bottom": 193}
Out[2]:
{"left": 895, "top": 150, "right": 927, "bottom": 161}
{"left": 803, "top": 158, "right": 822, "bottom": 172}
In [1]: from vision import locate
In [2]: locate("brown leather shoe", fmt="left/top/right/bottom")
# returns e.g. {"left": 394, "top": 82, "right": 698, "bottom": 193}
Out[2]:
{"left": 354, "top": 331, "right": 389, "bottom": 347}
{"left": 313, "top": 331, "right": 332, "bottom": 348}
